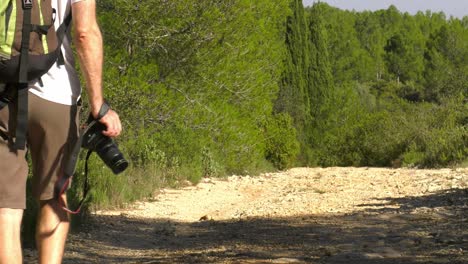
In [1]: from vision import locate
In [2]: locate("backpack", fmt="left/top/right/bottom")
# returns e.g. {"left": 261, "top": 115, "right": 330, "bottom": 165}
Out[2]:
{"left": 0, "top": 0, "right": 71, "bottom": 149}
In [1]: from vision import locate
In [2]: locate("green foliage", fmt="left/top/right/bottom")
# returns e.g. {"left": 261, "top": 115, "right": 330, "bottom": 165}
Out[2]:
{"left": 70, "top": 0, "right": 292, "bottom": 211}
{"left": 263, "top": 113, "right": 300, "bottom": 170}
{"left": 296, "top": 2, "right": 467, "bottom": 168}
{"left": 423, "top": 20, "right": 468, "bottom": 101}
{"left": 201, "top": 147, "right": 220, "bottom": 178}
{"left": 307, "top": 3, "right": 334, "bottom": 113}
{"left": 401, "top": 97, "right": 468, "bottom": 167}
{"left": 77, "top": 1, "right": 468, "bottom": 213}
{"left": 21, "top": 0, "right": 467, "bottom": 243}
{"left": 274, "top": 0, "right": 311, "bottom": 164}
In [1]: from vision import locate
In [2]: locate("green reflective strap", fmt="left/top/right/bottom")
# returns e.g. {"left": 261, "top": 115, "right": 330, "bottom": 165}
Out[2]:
{"left": 0, "top": 0, "right": 15, "bottom": 59}
{"left": 37, "top": 0, "right": 49, "bottom": 53}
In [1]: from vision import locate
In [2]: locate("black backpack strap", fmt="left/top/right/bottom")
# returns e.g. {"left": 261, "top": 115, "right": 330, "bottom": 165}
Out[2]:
{"left": 56, "top": 13, "right": 72, "bottom": 45}
{"left": 55, "top": 13, "right": 72, "bottom": 66}
{"left": 19, "top": 2, "right": 33, "bottom": 84}
{"left": 0, "top": 83, "right": 15, "bottom": 110}
{"left": 14, "top": 84, "right": 28, "bottom": 149}
{"left": 31, "top": 24, "right": 50, "bottom": 35}
{"left": 14, "top": 2, "right": 34, "bottom": 150}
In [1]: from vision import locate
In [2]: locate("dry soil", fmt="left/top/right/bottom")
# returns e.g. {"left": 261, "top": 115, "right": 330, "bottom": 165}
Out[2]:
{"left": 25, "top": 167, "right": 468, "bottom": 263}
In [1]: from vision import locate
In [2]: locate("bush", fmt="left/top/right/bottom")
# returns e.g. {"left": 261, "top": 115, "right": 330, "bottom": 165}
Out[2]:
{"left": 264, "top": 113, "right": 300, "bottom": 170}
{"left": 419, "top": 127, "right": 467, "bottom": 167}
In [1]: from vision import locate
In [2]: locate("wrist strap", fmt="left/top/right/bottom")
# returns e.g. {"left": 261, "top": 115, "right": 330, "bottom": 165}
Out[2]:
{"left": 97, "top": 100, "right": 110, "bottom": 120}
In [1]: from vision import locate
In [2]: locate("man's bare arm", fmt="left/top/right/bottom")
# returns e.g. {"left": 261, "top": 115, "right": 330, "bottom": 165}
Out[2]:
{"left": 72, "top": 0, "right": 121, "bottom": 137}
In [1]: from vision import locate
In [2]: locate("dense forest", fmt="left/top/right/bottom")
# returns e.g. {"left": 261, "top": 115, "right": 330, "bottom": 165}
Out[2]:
{"left": 65, "top": 0, "right": 466, "bottom": 209}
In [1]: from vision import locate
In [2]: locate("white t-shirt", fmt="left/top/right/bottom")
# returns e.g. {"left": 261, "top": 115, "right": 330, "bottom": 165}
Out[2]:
{"left": 28, "top": 0, "right": 84, "bottom": 106}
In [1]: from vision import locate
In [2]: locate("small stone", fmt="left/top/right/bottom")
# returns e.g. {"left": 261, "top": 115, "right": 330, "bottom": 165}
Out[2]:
{"left": 271, "top": 258, "right": 302, "bottom": 263}
{"left": 364, "top": 253, "right": 385, "bottom": 259}
{"left": 199, "top": 215, "right": 212, "bottom": 221}
{"left": 379, "top": 247, "right": 403, "bottom": 258}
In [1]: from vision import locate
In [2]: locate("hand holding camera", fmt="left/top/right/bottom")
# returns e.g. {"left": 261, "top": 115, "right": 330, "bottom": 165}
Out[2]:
{"left": 82, "top": 101, "right": 128, "bottom": 174}
{"left": 91, "top": 100, "right": 122, "bottom": 137}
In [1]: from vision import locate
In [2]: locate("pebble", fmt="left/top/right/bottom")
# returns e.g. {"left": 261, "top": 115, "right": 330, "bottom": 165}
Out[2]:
{"left": 271, "top": 258, "right": 303, "bottom": 263}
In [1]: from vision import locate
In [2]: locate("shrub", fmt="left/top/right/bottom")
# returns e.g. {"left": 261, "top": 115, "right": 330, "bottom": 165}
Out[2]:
{"left": 264, "top": 113, "right": 300, "bottom": 170}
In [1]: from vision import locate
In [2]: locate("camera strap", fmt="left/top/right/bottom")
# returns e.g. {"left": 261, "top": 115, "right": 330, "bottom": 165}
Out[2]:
{"left": 57, "top": 149, "right": 92, "bottom": 215}
{"left": 96, "top": 100, "right": 110, "bottom": 120}
{"left": 54, "top": 127, "right": 91, "bottom": 214}
{"left": 54, "top": 102, "right": 116, "bottom": 214}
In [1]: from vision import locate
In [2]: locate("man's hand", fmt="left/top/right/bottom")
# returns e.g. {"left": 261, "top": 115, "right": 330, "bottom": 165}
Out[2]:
{"left": 98, "top": 110, "right": 122, "bottom": 138}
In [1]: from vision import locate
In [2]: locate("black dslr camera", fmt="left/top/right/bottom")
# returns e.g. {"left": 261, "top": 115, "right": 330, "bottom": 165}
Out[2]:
{"left": 81, "top": 118, "right": 128, "bottom": 174}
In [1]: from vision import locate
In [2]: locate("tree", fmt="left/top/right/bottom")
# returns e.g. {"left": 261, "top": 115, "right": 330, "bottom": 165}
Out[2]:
{"left": 384, "top": 15, "right": 425, "bottom": 84}
{"left": 307, "top": 3, "right": 334, "bottom": 116}
{"left": 355, "top": 11, "right": 386, "bottom": 80}
{"left": 424, "top": 20, "right": 468, "bottom": 101}
{"left": 275, "top": 0, "right": 310, "bottom": 164}
{"left": 304, "top": 3, "right": 335, "bottom": 164}
{"left": 321, "top": 7, "right": 374, "bottom": 84}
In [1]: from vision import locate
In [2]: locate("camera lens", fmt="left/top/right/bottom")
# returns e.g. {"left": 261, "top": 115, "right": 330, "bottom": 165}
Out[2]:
{"left": 81, "top": 120, "right": 129, "bottom": 174}
{"left": 112, "top": 158, "right": 129, "bottom": 174}
{"left": 95, "top": 138, "right": 129, "bottom": 174}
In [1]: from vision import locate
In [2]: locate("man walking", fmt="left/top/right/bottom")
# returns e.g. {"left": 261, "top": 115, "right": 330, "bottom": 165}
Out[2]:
{"left": 0, "top": 0, "right": 121, "bottom": 263}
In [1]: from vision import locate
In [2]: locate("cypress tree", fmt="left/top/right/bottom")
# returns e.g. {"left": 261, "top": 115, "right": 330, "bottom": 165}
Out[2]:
{"left": 305, "top": 2, "right": 335, "bottom": 164}
{"left": 275, "top": 0, "right": 311, "bottom": 164}
{"left": 307, "top": 3, "right": 334, "bottom": 122}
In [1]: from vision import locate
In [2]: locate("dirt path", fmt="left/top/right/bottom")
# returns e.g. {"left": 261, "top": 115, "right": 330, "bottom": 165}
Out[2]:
{"left": 26, "top": 167, "right": 467, "bottom": 263}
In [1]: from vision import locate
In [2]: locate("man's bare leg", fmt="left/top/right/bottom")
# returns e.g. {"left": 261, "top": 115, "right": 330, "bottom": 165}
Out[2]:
{"left": 0, "top": 208, "right": 23, "bottom": 264}
{"left": 36, "top": 195, "right": 69, "bottom": 264}
{"left": 0, "top": 208, "right": 22, "bottom": 264}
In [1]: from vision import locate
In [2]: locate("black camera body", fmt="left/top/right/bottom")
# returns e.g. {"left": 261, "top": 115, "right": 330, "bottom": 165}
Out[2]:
{"left": 81, "top": 119, "right": 128, "bottom": 174}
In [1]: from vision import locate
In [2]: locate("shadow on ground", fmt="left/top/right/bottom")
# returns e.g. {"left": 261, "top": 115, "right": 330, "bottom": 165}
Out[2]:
{"left": 31, "top": 188, "right": 467, "bottom": 263}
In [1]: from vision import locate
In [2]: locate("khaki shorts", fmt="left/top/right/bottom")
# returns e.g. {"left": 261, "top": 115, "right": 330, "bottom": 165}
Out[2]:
{"left": 0, "top": 92, "right": 79, "bottom": 209}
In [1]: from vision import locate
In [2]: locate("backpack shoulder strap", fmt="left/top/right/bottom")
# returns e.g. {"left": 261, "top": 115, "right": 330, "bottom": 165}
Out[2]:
{"left": 18, "top": 0, "right": 33, "bottom": 84}
{"left": 55, "top": 13, "right": 72, "bottom": 66}
{"left": 15, "top": 0, "right": 34, "bottom": 149}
